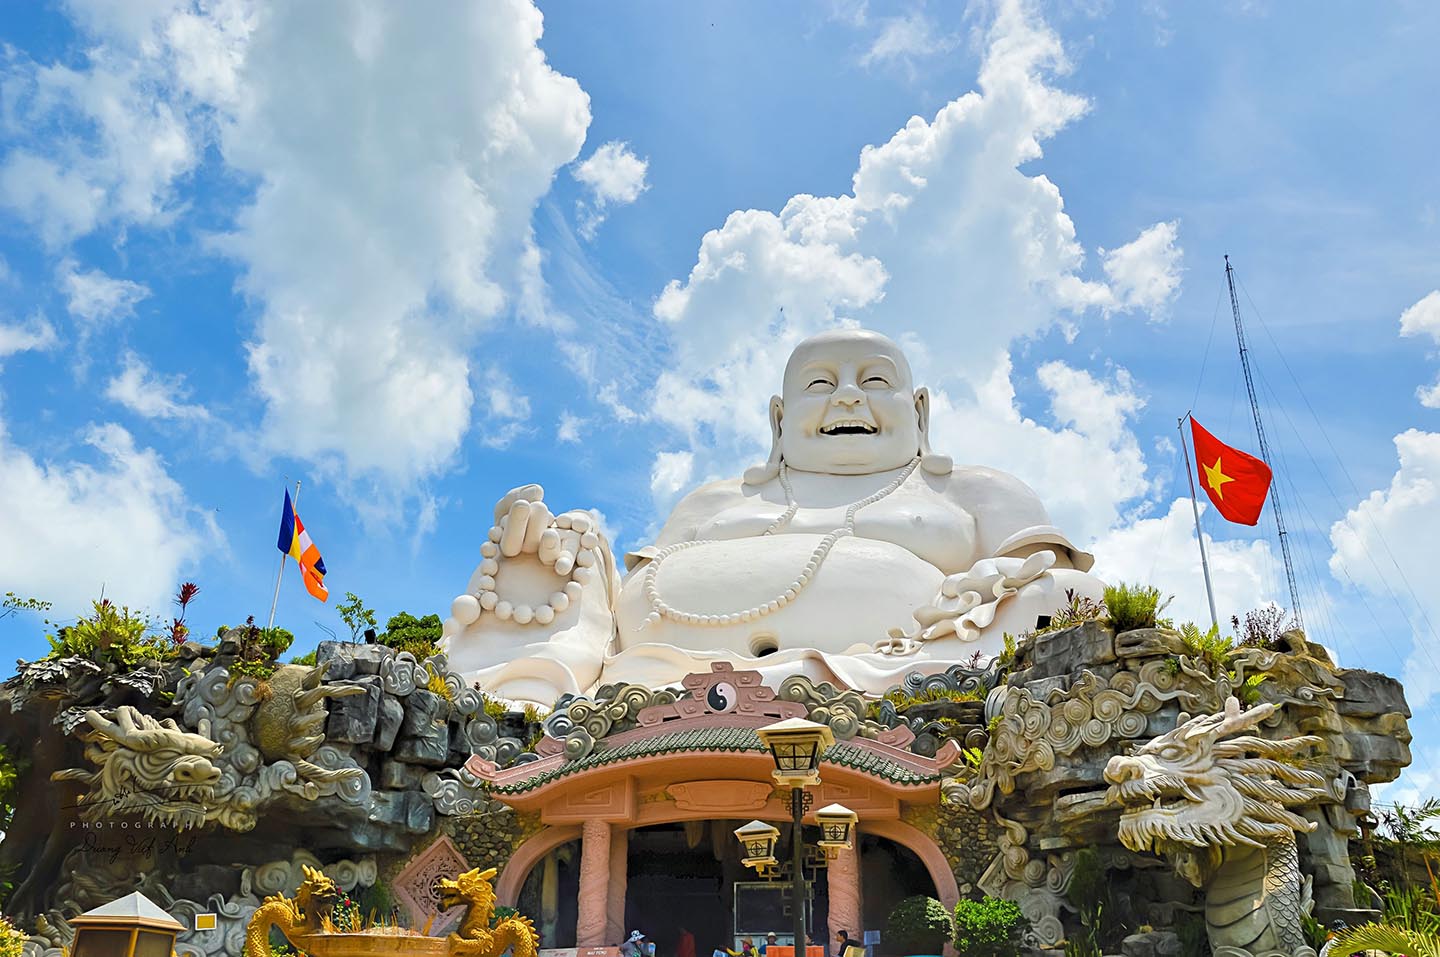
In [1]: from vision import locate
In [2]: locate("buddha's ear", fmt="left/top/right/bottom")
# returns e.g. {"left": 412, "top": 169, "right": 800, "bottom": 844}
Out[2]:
{"left": 915, "top": 387, "right": 953, "bottom": 476}
{"left": 743, "top": 395, "right": 784, "bottom": 486}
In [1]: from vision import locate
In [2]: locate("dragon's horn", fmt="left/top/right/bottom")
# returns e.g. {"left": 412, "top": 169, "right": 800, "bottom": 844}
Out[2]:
{"left": 477, "top": 867, "right": 498, "bottom": 881}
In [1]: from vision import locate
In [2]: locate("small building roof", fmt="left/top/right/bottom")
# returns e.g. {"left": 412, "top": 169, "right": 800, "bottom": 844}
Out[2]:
{"left": 71, "top": 892, "right": 185, "bottom": 932}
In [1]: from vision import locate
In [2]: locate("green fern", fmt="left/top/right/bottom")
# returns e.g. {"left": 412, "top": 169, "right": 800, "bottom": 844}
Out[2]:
{"left": 1102, "top": 582, "right": 1170, "bottom": 632}
{"left": 1177, "top": 621, "right": 1233, "bottom": 671}
{"left": 1236, "top": 672, "right": 1270, "bottom": 706}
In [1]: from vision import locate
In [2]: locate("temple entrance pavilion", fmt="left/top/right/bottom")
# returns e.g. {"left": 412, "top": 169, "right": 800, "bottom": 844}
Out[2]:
{"left": 467, "top": 665, "right": 959, "bottom": 951}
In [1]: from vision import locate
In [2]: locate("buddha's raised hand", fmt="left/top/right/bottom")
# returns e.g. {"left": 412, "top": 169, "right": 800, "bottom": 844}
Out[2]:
{"left": 448, "top": 485, "right": 610, "bottom": 628}
{"left": 491, "top": 485, "right": 599, "bottom": 576}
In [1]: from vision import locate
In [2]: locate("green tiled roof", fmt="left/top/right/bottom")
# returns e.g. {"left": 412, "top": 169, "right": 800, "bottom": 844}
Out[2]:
{"left": 489, "top": 725, "right": 940, "bottom": 794}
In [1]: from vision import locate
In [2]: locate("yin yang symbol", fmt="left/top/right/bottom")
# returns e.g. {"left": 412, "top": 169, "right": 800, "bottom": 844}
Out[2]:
{"left": 707, "top": 681, "right": 738, "bottom": 712}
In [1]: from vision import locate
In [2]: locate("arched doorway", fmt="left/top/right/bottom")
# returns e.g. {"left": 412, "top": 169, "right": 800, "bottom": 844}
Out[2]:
{"left": 518, "top": 839, "right": 582, "bottom": 949}
{"left": 621, "top": 820, "right": 836, "bottom": 956}
{"left": 858, "top": 834, "right": 940, "bottom": 941}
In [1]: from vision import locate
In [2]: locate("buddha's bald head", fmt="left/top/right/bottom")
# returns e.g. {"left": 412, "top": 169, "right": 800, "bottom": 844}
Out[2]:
{"left": 782, "top": 329, "right": 914, "bottom": 392}
{"left": 775, "top": 328, "right": 925, "bottom": 476}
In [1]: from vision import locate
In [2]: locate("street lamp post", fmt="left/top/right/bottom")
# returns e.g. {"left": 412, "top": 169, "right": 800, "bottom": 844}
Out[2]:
{"left": 752, "top": 718, "right": 841, "bottom": 957}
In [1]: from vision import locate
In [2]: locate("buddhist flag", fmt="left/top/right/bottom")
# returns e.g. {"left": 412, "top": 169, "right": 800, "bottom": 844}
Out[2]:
{"left": 277, "top": 489, "right": 329, "bottom": 602}
{"left": 1190, "top": 418, "right": 1272, "bottom": 526}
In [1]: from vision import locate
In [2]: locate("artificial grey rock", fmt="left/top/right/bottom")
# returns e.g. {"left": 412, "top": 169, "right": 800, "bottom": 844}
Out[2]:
{"left": 1120, "top": 932, "right": 1181, "bottom": 957}
{"left": 375, "top": 694, "right": 405, "bottom": 752}
{"left": 402, "top": 689, "right": 447, "bottom": 735}
{"left": 403, "top": 789, "right": 434, "bottom": 833}
{"left": 1025, "top": 621, "right": 1116, "bottom": 680}
{"left": 316, "top": 640, "right": 357, "bottom": 681}
{"left": 327, "top": 676, "right": 382, "bottom": 744}
{"left": 379, "top": 758, "right": 423, "bottom": 791}
{"left": 350, "top": 644, "right": 394, "bottom": 675}
{"left": 1114, "top": 627, "right": 1186, "bottom": 659}
{"left": 1336, "top": 669, "right": 1409, "bottom": 718}
{"left": 394, "top": 722, "right": 450, "bottom": 766}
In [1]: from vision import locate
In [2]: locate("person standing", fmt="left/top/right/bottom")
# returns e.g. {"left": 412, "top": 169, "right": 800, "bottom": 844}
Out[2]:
{"left": 760, "top": 932, "right": 777, "bottom": 957}
{"left": 622, "top": 930, "right": 648, "bottom": 957}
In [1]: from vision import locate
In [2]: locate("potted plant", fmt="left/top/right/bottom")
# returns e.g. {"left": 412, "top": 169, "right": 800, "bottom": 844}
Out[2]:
{"left": 885, "top": 896, "right": 951, "bottom": 957}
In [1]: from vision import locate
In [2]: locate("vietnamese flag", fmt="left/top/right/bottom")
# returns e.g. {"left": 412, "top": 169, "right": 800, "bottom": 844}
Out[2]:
{"left": 1190, "top": 418, "right": 1272, "bottom": 526}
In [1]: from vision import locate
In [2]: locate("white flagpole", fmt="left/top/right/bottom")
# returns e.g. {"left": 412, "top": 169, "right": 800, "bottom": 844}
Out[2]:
{"left": 267, "top": 480, "right": 301, "bottom": 631}
{"left": 1178, "top": 415, "right": 1219, "bottom": 632}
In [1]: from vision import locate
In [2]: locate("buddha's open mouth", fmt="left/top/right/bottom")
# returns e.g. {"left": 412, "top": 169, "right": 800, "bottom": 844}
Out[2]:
{"left": 819, "top": 420, "right": 878, "bottom": 436}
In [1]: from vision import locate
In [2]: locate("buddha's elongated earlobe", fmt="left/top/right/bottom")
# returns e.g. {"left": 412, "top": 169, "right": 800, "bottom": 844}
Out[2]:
{"left": 743, "top": 395, "right": 784, "bottom": 485}
{"left": 915, "top": 387, "right": 953, "bottom": 475}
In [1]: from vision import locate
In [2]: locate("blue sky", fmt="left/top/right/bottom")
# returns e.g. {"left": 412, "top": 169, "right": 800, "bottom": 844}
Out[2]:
{"left": 1, "top": 0, "right": 1438, "bottom": 800}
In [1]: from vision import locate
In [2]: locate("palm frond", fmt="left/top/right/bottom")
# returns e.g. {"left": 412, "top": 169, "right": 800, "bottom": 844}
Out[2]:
{"left": 1329, "top": 921, "right": 1440, "bottom": 957}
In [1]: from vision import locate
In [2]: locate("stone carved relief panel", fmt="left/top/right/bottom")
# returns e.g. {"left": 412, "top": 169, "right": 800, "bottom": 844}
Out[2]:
{"left": 392, "top": 835, "right": 470, "bottom": 936}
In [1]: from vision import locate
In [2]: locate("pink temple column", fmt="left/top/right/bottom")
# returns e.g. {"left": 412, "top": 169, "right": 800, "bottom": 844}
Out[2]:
{"left": 577, "top": 819, "right": 613, "bottom": 946}
{"left": 827, "top": 839, "right": 862, "bottom": 944}
{"left": 606, "top": 826, "right": 631, "bottom": 943}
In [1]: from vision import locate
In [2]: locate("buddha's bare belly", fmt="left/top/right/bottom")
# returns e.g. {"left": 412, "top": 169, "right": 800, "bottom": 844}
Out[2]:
{"left": 615, "top": 534, "right": 944, "bottom": 658}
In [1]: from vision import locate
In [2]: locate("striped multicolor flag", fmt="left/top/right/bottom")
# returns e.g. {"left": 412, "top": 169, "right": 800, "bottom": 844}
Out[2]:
{"left": 276, "top": 489, "right": 328, "bottom": 602}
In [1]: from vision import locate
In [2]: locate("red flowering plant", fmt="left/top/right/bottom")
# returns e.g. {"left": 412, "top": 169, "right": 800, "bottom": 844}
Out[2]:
{"left": 330, "top": 890, "right": 362, "bottom": 933}
{"left": 169, "top": 582, "right": 200, "bottom": 646}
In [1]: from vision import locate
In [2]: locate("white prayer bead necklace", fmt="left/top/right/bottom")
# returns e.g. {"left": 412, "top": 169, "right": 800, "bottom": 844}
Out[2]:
{"left": 641, "top": 457, "right": 921, "bottom": 629}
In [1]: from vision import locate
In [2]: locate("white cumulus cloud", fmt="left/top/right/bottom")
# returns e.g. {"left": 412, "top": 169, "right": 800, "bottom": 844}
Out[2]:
{"left": 0, "top": 0, "right": 230, "bottom": 245}
{"left": 59, "top": 260, "right": 152, "bottom": 325}
{"left": 0, "top": 413, "right": 216, "bottom": 618}
{"left": 226, "top": 1, "right": 589, "bottom": 489}
{"left": 1091, "top": 497, "right": 1279, "bottom": 630}
{"left": 104, "top": 352, "right": 209, "bottom": 421}
{"left": 572, "top": 140, "right": 649, "bottom": 238}
{"left": 1400, "top": 290, "right": 1440, "bottom": 407}
{"left": 1101, "top": 220, "right": 1184, "bottom": 316}
{"left": 0, "top": 316, "right": 58, "bottom": 360}
{"left": 480, "top": 368, "right": 534, "bottom": 450}
{"left": 1330, "top": 428, "right": 1440, "bottom": 708}
{"left": 5, "top": 0, "right": 591, "bottom": 499}
{"left": 860, "top": 13, "right": 958, "bottom": 69}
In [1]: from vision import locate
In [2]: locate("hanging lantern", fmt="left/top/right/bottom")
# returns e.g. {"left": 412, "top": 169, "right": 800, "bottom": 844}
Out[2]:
{"left": 734, "top": 819, "right": 781, "bottom": 869}
{"left": 815, "top": 803, "right": 858, "bottom": 850}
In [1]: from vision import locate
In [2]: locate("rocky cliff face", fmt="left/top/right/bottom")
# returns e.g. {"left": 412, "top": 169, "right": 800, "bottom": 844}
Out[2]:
{"left": 0, "top": 634, "right": 541, "bottom": 957}
{"left": 942, "top": 621, "right": 1410, "bottom": 949}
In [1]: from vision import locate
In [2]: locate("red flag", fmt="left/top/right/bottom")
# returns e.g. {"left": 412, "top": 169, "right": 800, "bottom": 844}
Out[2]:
{"left": 1190, "top": 418, "right": 1272, "bottom": 526}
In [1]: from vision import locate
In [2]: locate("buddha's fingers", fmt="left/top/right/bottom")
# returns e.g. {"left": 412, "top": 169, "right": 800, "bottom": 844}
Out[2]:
{"left": 494, "top": 484, "right": 544, "bottom": 524}
{"left": 500, "top": 501, "right": 531, "bottom": 557}
{"left": 554, "top": 551, "right": 576, "bottom": 576}
{"left": 522, "top": 502, "right": 553, "bottom": 553}
{"left": 538, "top": 529, "right": 563, "bottom": 565}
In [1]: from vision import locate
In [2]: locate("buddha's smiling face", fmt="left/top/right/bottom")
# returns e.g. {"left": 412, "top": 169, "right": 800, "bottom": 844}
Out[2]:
{"left": 779, "top": 330, "right": 922, "bottom": 475}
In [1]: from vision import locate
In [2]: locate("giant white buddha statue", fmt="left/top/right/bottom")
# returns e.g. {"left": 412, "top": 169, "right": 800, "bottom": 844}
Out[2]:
{"left": 442, "top": 329, "right": 1105, "bottom": 705}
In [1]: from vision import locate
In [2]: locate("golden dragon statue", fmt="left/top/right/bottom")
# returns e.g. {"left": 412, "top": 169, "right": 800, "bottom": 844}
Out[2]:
{"left": 439, "top": 866, "right": 540, "bottom": 957}
{"left": 243, "top": 864, "right": 340, "bottom": 957}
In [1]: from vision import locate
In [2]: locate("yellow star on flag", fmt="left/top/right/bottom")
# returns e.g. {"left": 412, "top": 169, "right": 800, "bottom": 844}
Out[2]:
{"left": 1203, "top": 456, "right": 1234, "bottom": 500}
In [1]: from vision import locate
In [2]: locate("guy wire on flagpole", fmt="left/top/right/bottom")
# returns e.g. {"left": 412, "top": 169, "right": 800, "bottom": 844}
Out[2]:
{"left": 1179, "top": 413, "right": 1219, "bottom": 632}
{"left": 267, "top": 479, "right": 300, "bottom": 631}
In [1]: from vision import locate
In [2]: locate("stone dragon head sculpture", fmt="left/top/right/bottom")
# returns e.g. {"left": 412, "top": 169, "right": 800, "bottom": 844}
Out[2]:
{"left": 1104, "top": 697, "right": 1328, "bottom": 886}
{"left": 52, "top": 706, "right": 223, "bottom": 830}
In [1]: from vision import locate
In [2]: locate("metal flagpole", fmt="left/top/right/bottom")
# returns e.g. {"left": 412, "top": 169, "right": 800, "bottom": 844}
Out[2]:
{"left": 267, "top": 480, "right": 300, "bottom": 630}
{"left": 1179, "top": 415, "right": 1219, "bottom": 632}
